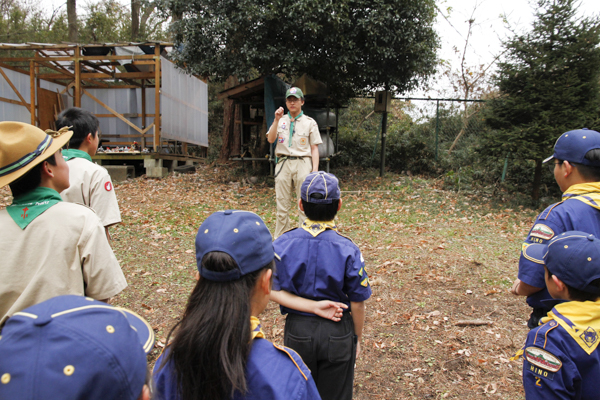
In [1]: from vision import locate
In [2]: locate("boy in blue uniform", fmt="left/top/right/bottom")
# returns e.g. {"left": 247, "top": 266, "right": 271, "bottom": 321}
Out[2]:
{"left": 512, "top": 129, "right": 600, "bottom": 328}
{"left": 271, "top": 171, "right": 372, "bottom": 400}
{"left": 517, "top": 231, "right": 600, "bottom": 399}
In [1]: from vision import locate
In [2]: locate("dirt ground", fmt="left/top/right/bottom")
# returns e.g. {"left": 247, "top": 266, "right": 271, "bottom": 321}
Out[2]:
{"left": 1, "top": 164, "right": 537, "bottom": 399}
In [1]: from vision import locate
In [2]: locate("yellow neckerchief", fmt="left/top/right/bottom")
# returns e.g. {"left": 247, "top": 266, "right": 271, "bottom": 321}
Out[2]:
{"left": 540, "top": 300, "right": 600, "bottom": 355}
{"left": 250, "top": 316, "right": 265, "bottom": 340}
{"left": 562, "top": 182, "right": 600, "bottom": 210}
{"left": 301, "top": 218, "right": 337, "bottom": 238}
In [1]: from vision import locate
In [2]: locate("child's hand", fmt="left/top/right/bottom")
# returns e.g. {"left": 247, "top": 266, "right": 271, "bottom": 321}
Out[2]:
{"left": 356, "top": 341, "right": 361, "bottom": 358}
{"left": 314, "top": 301, "right": 348, "bottom": 321}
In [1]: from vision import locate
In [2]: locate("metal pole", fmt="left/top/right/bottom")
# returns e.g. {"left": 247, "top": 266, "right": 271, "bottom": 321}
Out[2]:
{"left": 435, "top": 100, "right": 440, "bottom": 162}
{"left": 380, "top": 110, "right": 387, "bottom": 177}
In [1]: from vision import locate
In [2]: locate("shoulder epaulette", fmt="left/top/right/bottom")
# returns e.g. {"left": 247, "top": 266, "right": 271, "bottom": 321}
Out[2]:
{"left": 532, "top": 320, "right": 560, "bottom": 349}
{"left": 272, "top": 343, "right": 309, "bottom": 381}
{"left": 539, "top": 202, "right": 564, "bottom": 221}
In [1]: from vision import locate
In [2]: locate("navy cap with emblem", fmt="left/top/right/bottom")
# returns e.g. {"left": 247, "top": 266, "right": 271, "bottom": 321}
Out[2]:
{"left": 196, "top": 210, "right": 275, "bottom": 281}
{"left": 0, "top": 295, "right": 154, "bottom": 400}
{"left": 543, "top": 128, "right": 600, "bottom": 166}
{"left": 523, "top": 231, "right": 600, "bottom": 294}
{"left": 301, "top": 171, "right": 341, "bottom": 204}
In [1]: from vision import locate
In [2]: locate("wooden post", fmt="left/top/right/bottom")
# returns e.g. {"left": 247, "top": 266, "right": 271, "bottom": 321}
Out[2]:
{"left": 154, "top": 44, "right": 160, "bottom": 152}
{"left": 141, "top": 82, "right": 146, "bottom": 149}
{"left": 74, "top": 45, "right": 81, "bottom": 107}
{"left": 29, "top": 60, "right": 35, "bottom": 125}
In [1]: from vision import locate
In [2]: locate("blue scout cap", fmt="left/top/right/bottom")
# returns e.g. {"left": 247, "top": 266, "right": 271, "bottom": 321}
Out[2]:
{"left": 196, "top": 210, "right": 275, "bottom": 281}
{"left": 301, "top": 171, "right": 341, "bottom": 204}
{"left": 286, "top": 87, "right": 304, "bottom": 99}
{"left": 543, "top": 129, "right": 600, "bottom": 166}
{"left": 523, "top": 231, "right": 600, "bottom": 294}
{"left": 0, "top": 295, "right": 154, "bottom": 400}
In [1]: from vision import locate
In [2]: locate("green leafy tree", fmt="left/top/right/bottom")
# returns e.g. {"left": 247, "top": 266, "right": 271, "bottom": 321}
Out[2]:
{"left": 159, "top": 0, "right": 439, "bottom": 102}
{"left": 483, "top": 0, "right": 600, "bottom": 201}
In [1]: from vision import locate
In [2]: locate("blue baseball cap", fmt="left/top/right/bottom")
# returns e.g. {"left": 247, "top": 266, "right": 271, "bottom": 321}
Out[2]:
{"left": 196, "top": 210, "right": 275, "bottom": 281}
{"left": 301, "top": 171, "right": 341, "bottom": 204}
{"left": 0, "top": 295, "right": 154, "bottom": 400}
{"left": 543, "top": 129, "right": 600, "bottom": 166}
{"left": 523, "top": 231, "right": 600, "bottom": 294}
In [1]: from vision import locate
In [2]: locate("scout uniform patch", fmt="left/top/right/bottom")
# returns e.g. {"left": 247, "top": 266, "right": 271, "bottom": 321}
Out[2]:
{"left": 299, "top": 137, "right": 307, "bottom": 146}
{"left": 530, "top": 224, "right": 554, "bottom": 241}
{"left": 525, "top": 347, "right": 562, "bottom": 377}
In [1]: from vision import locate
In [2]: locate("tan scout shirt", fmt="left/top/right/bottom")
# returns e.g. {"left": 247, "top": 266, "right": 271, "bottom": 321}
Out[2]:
{"left": 61, "top": 158, "right": 121, "bottom": 227}
{"left": 0, "top": 202, "right": 127, "bottom": 326}
{"left": 272, "top": 114, "right": 322, "bottom": 158}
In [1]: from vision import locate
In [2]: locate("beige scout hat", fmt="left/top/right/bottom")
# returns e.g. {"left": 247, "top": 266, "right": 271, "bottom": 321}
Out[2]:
{"left": 0, "top": 121, "right": 72, "bottom": 188}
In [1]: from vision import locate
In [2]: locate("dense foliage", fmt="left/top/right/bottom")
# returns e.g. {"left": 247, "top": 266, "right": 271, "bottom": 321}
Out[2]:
{"left": 0, "top": 0, "right": 168, "bottom": 46}
{"left": 159, "top": 0, "right": 440, "bottom": 103}
{"left": 482, "top": 0, "right": 600, "bottom": 200}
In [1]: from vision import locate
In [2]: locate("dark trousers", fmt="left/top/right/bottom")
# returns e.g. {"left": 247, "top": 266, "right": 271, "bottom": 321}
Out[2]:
{"left": 284, "top": 312, "right": 356, "bottom": 400}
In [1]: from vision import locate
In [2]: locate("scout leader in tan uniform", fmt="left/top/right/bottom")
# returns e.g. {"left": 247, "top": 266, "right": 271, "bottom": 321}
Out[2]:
{"left": 0, "top": 122, "right": 127, "bottom": 326}
{"left": 267, "top": 87, "right": 322, "bottom": 238}
{"left": 56, "top": 108, "right": 121, "bottom": 239}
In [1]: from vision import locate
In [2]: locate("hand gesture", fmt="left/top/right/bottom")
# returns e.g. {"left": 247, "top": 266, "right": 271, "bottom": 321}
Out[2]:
{"left": 274, "top": 106, "right": 284, "bottom": 120}
{"left": 314, "top": 301, "right": 348, "bottom": 321}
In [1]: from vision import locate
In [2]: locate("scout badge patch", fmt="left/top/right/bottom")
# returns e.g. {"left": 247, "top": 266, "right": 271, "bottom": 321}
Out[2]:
{"left": 530, "top": 224, "right": 554, "bottom": 241}
{"left": 524, "top": 347, "right": 561, "bottom": 380}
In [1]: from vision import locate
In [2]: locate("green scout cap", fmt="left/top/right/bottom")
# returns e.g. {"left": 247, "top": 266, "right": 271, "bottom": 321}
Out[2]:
{"left": 286, "top": 87, "right": 303, "bottom": 99}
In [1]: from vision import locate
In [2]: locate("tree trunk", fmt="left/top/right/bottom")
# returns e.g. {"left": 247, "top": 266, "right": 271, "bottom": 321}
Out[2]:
{"left": 67, "top": 0, "right": 77, "bottom": 43}
{"left": 532, "top": 159, "right": 542, "bottom": 202}
{"left": 219, "top": 76, "right": 240, "bottom": 162}
{"left": 131, "top": 0, "right": 140, "bottom": 41}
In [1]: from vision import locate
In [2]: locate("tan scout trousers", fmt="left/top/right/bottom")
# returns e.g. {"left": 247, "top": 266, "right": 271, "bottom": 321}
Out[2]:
{"left": 274, "top": 157, "right": 312, "bottom": 238}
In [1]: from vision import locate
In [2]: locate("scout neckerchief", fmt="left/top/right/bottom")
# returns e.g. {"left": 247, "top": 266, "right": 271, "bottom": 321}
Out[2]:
{"left": 301, "top": 218, "right": 337, "bottom": 238}
{"left": 562, "top": 182, "right": 600, "bottom": 210}
{"left": 6, "top": 186, "right": 62, "bottom": 229}
{"left": 540, "top": 300, "right": 600, "bottom": 355}
{"left": 62, "top": 148, "right": 92, "bottom": 162}
{"left": 287, "top": 111, "right": 304, "bottom": 147}
{"left": 250, "top": 316, "right": 265, "bottom": 340}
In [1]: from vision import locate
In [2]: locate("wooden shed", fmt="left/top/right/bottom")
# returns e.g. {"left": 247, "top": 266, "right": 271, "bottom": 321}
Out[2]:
{"left": 0, "top": 42, "right": 208, "bottom": 177}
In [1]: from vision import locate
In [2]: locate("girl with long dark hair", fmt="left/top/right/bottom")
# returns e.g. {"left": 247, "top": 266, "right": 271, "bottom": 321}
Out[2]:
{"left": 153, "top": 210, "right": 341, "bottom": 400}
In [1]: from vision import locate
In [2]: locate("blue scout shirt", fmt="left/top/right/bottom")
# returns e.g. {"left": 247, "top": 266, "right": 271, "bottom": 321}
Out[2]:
{"left": 273, "top": 221, "right": 372, "bottom": 316}
{"left": 153, "top": 338, "right": 321, "bottom": 400}
{"left": 519, "top": 184, "right": 600, "bottom": 309}
{"left": 521, "top": 300, "right": 600, "bottom": 400}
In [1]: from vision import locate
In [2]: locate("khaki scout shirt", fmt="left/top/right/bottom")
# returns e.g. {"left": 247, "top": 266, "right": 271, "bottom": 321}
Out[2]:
{"left": 271, "top": 114, "right": 322, "bottom": 158}
{"left": 61, "top": 158, "right": 121, "bottom": 227}
{"left": 0, "top": 202, "right": 127, "bottom": 326}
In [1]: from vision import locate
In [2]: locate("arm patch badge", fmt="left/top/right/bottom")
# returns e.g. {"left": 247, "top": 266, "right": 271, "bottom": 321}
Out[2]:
{"left": 529, "top": 224, "right": 554, "bottom": 241}
{"left": 525, "top": 347, "right": 562, "bottom": 373}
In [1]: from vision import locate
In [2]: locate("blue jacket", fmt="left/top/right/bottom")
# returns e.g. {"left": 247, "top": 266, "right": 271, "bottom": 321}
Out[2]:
{"left": 519, "top": 195, "right": 600, "bottom": 308}
{"left": 153, "top": 338, "right": 321, "bottom": 400}
{"left": 522, "top": 300, "right": 600, "bottom": 400}
{"left": 273, "top": 227, "right": 371, "bottom": 316}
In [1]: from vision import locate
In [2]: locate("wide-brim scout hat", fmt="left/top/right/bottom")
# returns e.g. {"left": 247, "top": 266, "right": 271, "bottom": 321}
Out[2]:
{"left": 301, "top": 171, "right": 341, "bottom": 204}
{"left": 196, "top": 210, "right": 275, "bottom": 281}
{"left": 523, "top": 231, "right": 600, "bottom": 294}
{"left": 0, "top": 295, "right": 154, "bottom": 400}
{"left": 543, "top": 128, "right": 600, "bottom": 166}
{"left": 0, "top": 121, "right": 72, "bottom": 188}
